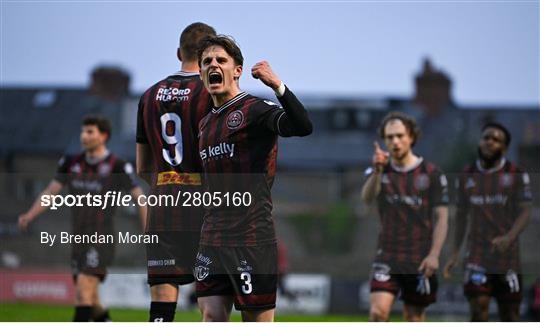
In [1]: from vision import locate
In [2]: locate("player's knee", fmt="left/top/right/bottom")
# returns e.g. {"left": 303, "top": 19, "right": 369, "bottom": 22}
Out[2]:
{"left": 369, "top": 305, "right": 390, "bottom": 322}
{"left": 75, "top": 275, "right": 98, "bottom": 305}
{"left": 470, "top": 298, "right": 490, "bottom": 321}
{"left": 470, "top": 306, "right": 489, "bottom": 321}
{"left": 76, "top": 286, "right": 94, "bottom": 305}
{"left": 199, "top": 301, "right": 229, "bottom": 322}
{"left": 403, "top": 304, "right": 425, "bottom": 322}
{"left": 151, "top": 284, "right": 178, "bottom": 302}
{"left": 241, "top": 309, "right": 274, "bottom": 322}
{"left": 498, "top": 312, "right": 517, "bottom": 322}
{"left": 201, "top": 307, "right": 229, "bottom": 322}
{"left": 498, "top": 306, "right": 520, "bottom": 322}
{"left": 404, "top": 312, "right": 424, "bottom": 322}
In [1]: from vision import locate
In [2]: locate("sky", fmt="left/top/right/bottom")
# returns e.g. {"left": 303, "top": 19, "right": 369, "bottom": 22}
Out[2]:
{"left": 1, "top": 1, "right": 539, "bottom": 106}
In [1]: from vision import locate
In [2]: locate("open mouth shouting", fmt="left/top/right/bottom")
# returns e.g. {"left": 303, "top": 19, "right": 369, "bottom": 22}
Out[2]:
{"left": 208, "top": 71, "right": 223, "bottom": 90}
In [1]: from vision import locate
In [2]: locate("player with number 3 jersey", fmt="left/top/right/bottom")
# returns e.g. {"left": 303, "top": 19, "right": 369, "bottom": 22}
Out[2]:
{"left": 194, "top": 35, "right": 312, "bottom": 322}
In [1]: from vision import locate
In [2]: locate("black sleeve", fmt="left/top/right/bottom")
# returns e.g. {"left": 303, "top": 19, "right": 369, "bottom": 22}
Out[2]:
{"left": 260, "top": 86, "right": 313, "bottom": 137}
{"left": 516, "top": 169, "right": 533, "bottom": 203}
{"left": 136, "top": 95, "right": 148, "bottom": 144}
{"left": 430, "top": 168, "right": 449, "bottom": 206}
{"left": 115, "top": 160, "right": 138, "bottom": 191}
{"left": 53, "top": 155, "right": 71, "bottom": 185}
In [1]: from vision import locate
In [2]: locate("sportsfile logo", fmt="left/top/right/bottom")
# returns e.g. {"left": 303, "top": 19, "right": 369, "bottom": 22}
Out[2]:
{"left": 199, "top": 142, "right": 235, "bottom": 161}
{"left": 155, "top": 87, "right": 191, "bottom": 102}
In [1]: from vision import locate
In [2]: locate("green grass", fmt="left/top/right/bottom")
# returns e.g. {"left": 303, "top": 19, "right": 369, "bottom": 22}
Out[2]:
{"left": 0, "top": 302, "right": 380, "bottom": 322}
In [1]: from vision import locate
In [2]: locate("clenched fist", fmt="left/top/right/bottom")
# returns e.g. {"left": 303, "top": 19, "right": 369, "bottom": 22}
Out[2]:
{"left": 251, "top": 61, "right": 281, "bottom": 90}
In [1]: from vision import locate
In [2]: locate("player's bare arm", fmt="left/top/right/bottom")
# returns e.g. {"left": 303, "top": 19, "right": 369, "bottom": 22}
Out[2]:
{"left": 252, "top": 60, "right": 313, "bottom": 137}
{"left": 136, "top": 143, "right": 153, "bottom": 185}
{"left": 361, "top": 142, "right": 389, "bottom": 204}
{"left": 419, "top": 205, "right": 448, "bottom": 277}
{"left": 130, "top": 186, "right": 147, "bottom": 231}
{"left": 443, "top": 204, "right": 469, "bottom": 278}
{"left": 491, "top": 202, "right": 531, "bottom": 252}
{"left": 18, "top": 180, "right": 64, "bottom": 231}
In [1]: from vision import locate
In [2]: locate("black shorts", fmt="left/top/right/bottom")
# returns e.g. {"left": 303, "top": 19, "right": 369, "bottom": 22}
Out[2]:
{"left": 369, "top": 262, "right": 438, "bottom": 307}
{"left": 463, "top": 263, "right": 523, "bottom": 303}
{"left": 71, "top": 245, "right": 114, "bottom": 282}
{"left": 195, "top": 244, "right": 278, "bottom": 311}
{"left": 146, "top": 231, "right": 200, "bottom": 286}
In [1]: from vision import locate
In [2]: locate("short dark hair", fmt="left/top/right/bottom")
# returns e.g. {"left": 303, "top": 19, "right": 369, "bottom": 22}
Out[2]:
{"left": 378, "top": 111, "right": 421, "bottom": 146}
{"left": 179, "top": 22, "right": 216, "bottom": 62}
{"left": 482, "top": 122, "right": 511, "bottom": 147}
{"left": 197, "top": 35, "right": 244, "bottom": 67}
{"left": 82, "top": 115, "right": 112, "bottom": 141}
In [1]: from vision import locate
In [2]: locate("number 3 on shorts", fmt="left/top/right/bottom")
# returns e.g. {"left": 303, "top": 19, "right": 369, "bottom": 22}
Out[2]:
{"left": 240, "top": 272, "right": 253, "bottom": 294}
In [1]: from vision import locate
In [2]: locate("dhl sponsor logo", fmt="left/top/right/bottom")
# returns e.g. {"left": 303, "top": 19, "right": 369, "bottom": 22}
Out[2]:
{"left": 157, "top": 171, "right": 201, "bottom": 186}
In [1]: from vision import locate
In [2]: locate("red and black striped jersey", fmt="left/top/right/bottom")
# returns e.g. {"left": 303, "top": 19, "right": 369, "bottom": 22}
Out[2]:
{"left": 136, "top": 72, "right": 211, "bottom": 231}
{"left": 54, "top": 152, "right": 137, "bottom": 236}
{"left": 457, "top": 159, "right": 532, "bottom": 273}
{"left": 198, "top": 92, "right": 284, "bottom": 247}
{"left": 367, "top": 158, "right": 449, "bottom": 265}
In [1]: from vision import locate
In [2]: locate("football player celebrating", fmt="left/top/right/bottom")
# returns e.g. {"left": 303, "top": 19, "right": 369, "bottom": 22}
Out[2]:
{"left": 194, "top": 35, "right": 312, "bottom": 322}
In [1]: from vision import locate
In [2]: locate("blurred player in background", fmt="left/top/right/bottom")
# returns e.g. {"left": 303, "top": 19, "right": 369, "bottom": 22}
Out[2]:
{"left": 136, "top": 22, "right": 216, "bottom": 322}
{"left": 18, "top": 115, "right": 146, "bottom": 322}
{"left": 194, "top": 35, "right": 312, "bottom": 322}
{"left": 361, "top": 112, "right": 449, "bottom": 321}
{"left": 444, "top": 123, "right": 532, "bottom": 321}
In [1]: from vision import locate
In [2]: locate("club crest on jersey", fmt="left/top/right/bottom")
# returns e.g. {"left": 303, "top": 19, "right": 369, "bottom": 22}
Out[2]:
{"left": 500, "top": 174, "right": 514, "bottom": 187}
{"left": 98, "top": 163, "right": 112, "bottom": 177}
{"left": 227, "top": 110, "right": 244, "bottom": 129}
{"left": 414, "top": 174, "right": 430, "bottom": 190}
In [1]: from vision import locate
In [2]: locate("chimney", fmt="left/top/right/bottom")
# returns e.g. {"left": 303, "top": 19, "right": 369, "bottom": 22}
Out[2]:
{"left": 89, "top": 66, "right": 130, "bottom": 102}
{"left": 413, "top": 58, "right": 453, "bottom": 117}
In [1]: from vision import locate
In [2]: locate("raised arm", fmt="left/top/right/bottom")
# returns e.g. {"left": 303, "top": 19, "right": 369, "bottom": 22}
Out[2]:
{"left": 361, "top": 142, "right": 389, "bottom": 204}
{"left": 251, "top": 61, "right": 312, "bottom": 137}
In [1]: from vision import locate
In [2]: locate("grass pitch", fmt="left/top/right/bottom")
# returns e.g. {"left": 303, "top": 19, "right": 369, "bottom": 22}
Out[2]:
{"left": 0, "top": 302, "right": 380, "bottom": 322}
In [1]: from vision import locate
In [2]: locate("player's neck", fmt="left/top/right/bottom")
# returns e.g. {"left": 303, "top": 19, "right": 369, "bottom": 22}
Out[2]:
{"left": 479, "top": 157, "right": 505, "bottom": 171}
{"left": 180, "top": 61, "right": 199, "bottom": 74}
{"left": 85, "top": 145, "right": 108, "bottom": 160}
{"left": 212, "top": 88, "right": 241, "bottom": 107}
{"left": 392, "top": 151, "right": 418, "bottom": 168}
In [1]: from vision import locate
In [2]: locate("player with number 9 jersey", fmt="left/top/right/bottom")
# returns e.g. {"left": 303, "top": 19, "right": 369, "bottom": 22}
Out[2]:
{"left": 137, "top": 71, "right": 211, "bottom": 232}
{"left": 137, "top": 70, "right": 213, "bottom": 291}
{"left": 136, "top": 22, "right": 217, "bottom": 322}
